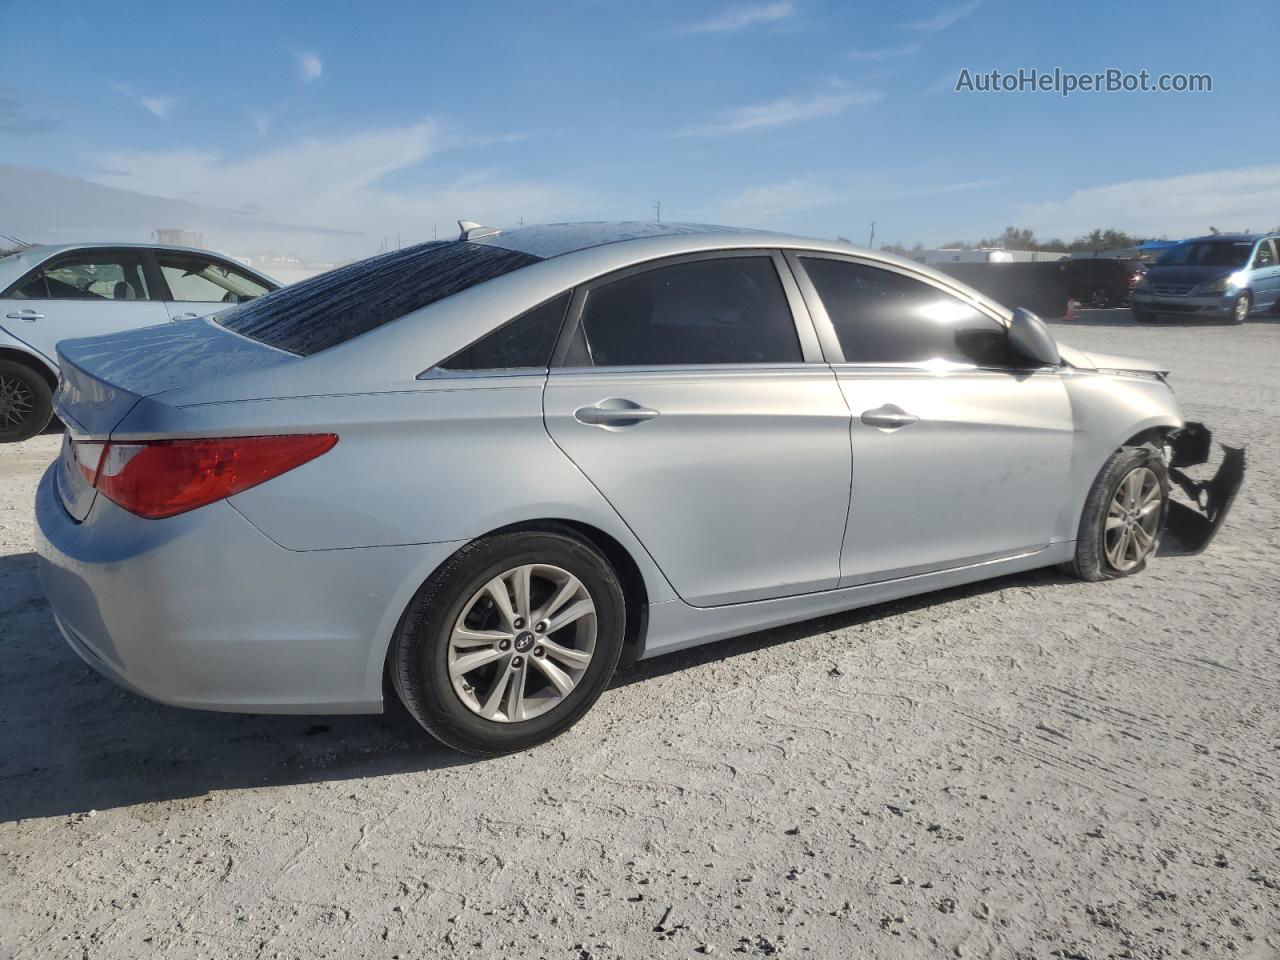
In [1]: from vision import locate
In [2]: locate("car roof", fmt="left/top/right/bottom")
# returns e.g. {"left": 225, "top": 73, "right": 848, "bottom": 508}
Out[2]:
{"left": 474, "top": 221, "right": 785, "bottom": 259}
{"left": 14, "top": 241, "right": 234, "bottom": 258}
{"left": 1179, "top": 233, "right": 1273, "bottom": 243}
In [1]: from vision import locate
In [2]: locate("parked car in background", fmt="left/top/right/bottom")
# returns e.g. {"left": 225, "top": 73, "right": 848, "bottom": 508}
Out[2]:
{"left": 1066, "top": 257, "right": 1146, "bottom": 308}
{"left": 34, "top": 221, "right": 1243, "bottom": 756}
{"left": 1131, "top": 233, "right": 1280, "bottom": 324}
{"left": 0, "top": 243, "right": 278, "bottom": 441}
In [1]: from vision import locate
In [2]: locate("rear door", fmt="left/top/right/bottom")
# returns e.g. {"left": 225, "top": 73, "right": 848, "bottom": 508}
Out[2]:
{"left": 154, "top": 251, "right": 274, "bottom": 320}
{"left": 0, "top": 249, "right": 169, "bottom": 364}
{"left": 543, "top": 251, "right": 852, "bottom": 607}
{"left": 789, "top": 252, "right": 1074, "bottom": 586}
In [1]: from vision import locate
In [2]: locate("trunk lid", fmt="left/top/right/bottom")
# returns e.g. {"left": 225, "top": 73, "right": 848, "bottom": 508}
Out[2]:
{"left": 53, "top": 318, "right": 295, "bottom": 521}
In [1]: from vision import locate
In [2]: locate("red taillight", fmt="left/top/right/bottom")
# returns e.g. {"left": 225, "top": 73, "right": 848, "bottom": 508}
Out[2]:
{"left": 73, "top": 434, "right": 337, "bottom": 519}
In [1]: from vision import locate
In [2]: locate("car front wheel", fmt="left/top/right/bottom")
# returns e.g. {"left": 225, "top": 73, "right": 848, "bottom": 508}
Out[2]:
{"left": 1062, "top": 446, "right": 1169, "bottom": 582}
{"left": 0, "top": 359, "right": 54, "bottom": 443}
{"left": 390, "top": 530, "right": 626, "bottom": 756}
{"left": 1230, "top": 291, "right": 1252, "bottom": 325}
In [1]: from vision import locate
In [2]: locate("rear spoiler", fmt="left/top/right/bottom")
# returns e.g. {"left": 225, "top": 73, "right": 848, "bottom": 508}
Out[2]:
{"left": 1163, "top": 422, "right": 1245, "bottom": 554}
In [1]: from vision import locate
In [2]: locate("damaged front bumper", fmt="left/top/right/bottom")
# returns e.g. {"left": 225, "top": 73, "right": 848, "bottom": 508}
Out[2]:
{"left": 1163, "top": 422, "right": 1246, "bottom": 554}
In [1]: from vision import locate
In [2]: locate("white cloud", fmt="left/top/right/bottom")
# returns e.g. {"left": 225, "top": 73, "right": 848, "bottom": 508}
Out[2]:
{"left": 848, "top": 43, "right": 921, "bottom": 61}
{"left": 140, "top": 96, "right": 178, "bottom": 119}
{"left": 900, "top": 0, "right": 981, "bottom": 32}
{"left": 295, "top": 50, "right": 323, "bottom": 83}
{"left": 1018, "top": 165, "right": 1280, "bottom": 239}
{"left": 676, "top": 88, "right": 883, "bottom": 136}
{"left": 717, "top": 175, "right": 1003, "bottom": 225}
{"left": 720, "top": 178, "right": 847, "bottom": 224}
{"left": 684, "top": 1, "right": 794, "bottom": 33}
{"left": 86, "top": 120, "right": 581, "bottom": 256}
{"left": 110, "top": 83, "right": 177, "bottom": 120}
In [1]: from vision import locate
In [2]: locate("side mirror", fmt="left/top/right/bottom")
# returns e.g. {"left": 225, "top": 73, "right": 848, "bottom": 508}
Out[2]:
{"left": 1007, "top": 307, "right": 1061, "bottom": 367}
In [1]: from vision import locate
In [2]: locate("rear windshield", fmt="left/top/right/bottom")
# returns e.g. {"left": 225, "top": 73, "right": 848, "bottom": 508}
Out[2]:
{"left": 1157, "top": 240, "right": 1253, "bottom": 268}
{"left": 217, "top": 241, "right": 542, "bottom": 356}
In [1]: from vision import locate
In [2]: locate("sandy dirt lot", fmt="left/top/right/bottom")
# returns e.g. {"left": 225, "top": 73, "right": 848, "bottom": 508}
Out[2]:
{"left": 1, "top": 313, "right": 1277, "bottom": 959}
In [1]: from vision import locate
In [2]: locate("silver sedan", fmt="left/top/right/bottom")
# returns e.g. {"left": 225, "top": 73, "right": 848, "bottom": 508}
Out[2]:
{"left": 34, "top": 222, "right": 1243, "bottom": 755}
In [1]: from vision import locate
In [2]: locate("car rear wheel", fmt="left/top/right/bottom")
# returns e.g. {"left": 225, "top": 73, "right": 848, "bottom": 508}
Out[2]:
{"left": 0, "top": 359, "right": 54, "bottom": 443}
{"left": 1229, "top": 291, "right": 1251, "bottom": 325}
{"left": 1086, "top": 285, "right": 1114, "bottom": 308}
{"left": 1061, "top": 446, "right": 1168, "bottom": 582}
{"left": 390, "top": 530, "right": 626, "bottom": 756}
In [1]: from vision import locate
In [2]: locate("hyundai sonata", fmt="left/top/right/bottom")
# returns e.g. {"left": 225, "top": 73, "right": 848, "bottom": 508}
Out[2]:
{"left": 35, "top": 221, "right": 1243, "bottom": 755}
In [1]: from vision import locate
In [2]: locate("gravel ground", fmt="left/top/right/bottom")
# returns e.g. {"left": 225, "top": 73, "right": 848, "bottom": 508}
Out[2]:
{"left": 1, "top": 311, "right": 1277, "bottom": 960}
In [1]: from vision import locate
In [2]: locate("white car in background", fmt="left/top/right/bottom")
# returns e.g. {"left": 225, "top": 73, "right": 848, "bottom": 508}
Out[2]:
{"left": 0, "top": 243, "right": 278, "bottom": 441}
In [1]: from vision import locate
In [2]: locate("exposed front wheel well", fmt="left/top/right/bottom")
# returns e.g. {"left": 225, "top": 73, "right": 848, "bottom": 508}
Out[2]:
{"left": 1121, "top": 426, "right": 1176, "bottom": 451}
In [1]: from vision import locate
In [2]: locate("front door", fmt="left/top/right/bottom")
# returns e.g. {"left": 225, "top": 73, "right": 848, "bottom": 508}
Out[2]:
{"left": 0, "top": 249, "right": 169, "bottom": 364}
{"left": 790, "top": 253, "right": 1074, "bottom": 585}
{"left": 543, "top": 252, "right": 852, "bottom": 607}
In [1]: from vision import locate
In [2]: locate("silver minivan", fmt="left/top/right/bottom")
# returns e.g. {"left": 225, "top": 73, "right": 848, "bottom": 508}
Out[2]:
{"left": 1131, "top": 233, "right": 1280, "bottom": 324}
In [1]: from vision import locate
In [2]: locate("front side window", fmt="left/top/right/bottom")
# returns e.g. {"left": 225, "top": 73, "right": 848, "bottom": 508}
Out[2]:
{"left": 441, "top": 292, "right": 570, "bottom": 371}
{"left": 158, "top": 254, "right": 271, "bottom": 303}
{"left": 218, "top": 241, "right": 542, "bottom": 356}
{"left": 801, "top": 257, "right": 1020, "bottom": 367}
{"left": 8, "top": 253, "right": 150, "bottom": 301}
{"left": 1252, "top": 241, "right": 1276, "bottom": 268}
{"left": 576, "top": 256, "right": 802, "bottom": 366}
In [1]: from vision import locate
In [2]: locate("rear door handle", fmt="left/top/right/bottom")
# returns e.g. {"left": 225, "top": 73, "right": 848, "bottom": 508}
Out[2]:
{"left": 5, "top": 310, "right": 43, "bottom": 321}
{"left": 860, "top": 404, "right": 919, "bottom": 430}
{"left": 574, "top": 398, "right": 660, "bottom": 428}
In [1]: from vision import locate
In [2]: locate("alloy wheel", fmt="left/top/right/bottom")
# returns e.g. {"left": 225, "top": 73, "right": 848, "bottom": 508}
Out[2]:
{"left": 1104, "top": 466, "right": 1163, "bottom": 572}
{"left": 447, "top": 563, "right": 597, "bottom": 723}
{"left": 1234, "top": 294, "right": 1250, "bottom": 323}
{"left": 0, "top": 374, "right": 36, "bottom": 430}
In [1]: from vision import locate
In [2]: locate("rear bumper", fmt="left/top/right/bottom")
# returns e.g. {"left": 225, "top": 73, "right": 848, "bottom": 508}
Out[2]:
{"left": 34, "top": 463, "right": 462, "bottom": 714}
{"left": 1162, "top": 422, "right": 1245, "bottom": 554}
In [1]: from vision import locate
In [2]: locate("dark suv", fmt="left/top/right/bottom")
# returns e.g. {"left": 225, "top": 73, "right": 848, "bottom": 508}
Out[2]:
{"left": 1131, "top": 233, "right": 1280, "bottom": 324}
{"left": 1066, "top": 258, "right": 1146, "bottom": 308}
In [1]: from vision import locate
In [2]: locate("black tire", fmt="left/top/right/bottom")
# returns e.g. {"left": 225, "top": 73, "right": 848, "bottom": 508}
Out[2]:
{"left": 1060, "top": 446, "right": 1169, "bottom": 582}
{"left": 1229, "top": 290, "right": 1252, "bottom": 325}
{"left": 390, "top": 530, "right": 626, "bottom": 756}
{"left": 0, "top": 359, "right": 54, "bottom": 443}
{"left": 1087, "top": 285, "right": 1114, "bottom": 309}
{"left": 1132, "top": 308, "right": 1158, "bottom": 323}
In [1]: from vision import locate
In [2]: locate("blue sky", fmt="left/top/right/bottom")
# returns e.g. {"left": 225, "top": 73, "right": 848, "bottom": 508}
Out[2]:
{"left": 2, "top": 0, "right": 1277, "bottom": 259}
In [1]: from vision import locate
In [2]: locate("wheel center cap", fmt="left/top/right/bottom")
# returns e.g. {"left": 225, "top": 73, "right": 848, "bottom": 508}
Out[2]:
{"left": 514, "top": 632, "right": 535, "bottom": 653}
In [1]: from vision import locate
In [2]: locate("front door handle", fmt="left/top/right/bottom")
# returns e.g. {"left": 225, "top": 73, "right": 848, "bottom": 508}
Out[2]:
{"left": 860, "top": 404, "right": 919, "bottom": 430}
{"left": 574, "top": 398, "right": 660, "bottom": 428}
{"left": 5, "top": 310, "right": 43, "bottom": 321}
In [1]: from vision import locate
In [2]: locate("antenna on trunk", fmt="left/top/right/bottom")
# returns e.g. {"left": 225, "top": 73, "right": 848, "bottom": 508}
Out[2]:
{"left": 458, "top": 220, "right": 502, "bottom": 241}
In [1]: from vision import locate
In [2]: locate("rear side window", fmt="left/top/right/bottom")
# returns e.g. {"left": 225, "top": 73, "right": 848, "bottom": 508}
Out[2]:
{"left": 158, "top": 254, "right": 271, "bottom": 303}
{"left": 441, "top": 292, "right": 571, "bottom": 371}
{"left": 217, "top": 242, "right": 542, "bottom": 356}
{"left": 8, "top": 252, "right": 151, "bottom": 301}
{"left": 577, "top": 256, "right": 802, "bottom": 366}
{"left": 801, "top": 257, "right": 1020, "bottom": 367}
